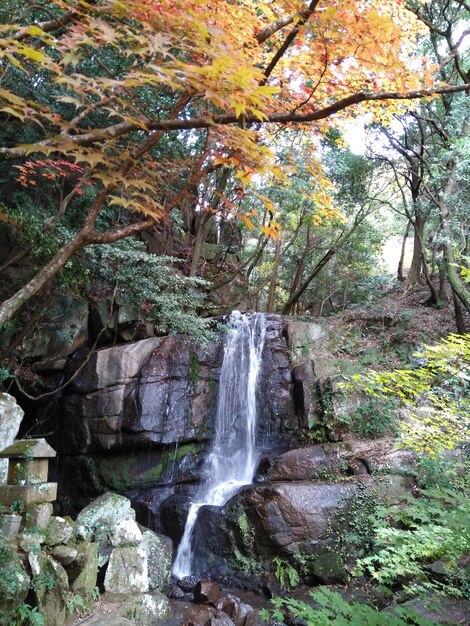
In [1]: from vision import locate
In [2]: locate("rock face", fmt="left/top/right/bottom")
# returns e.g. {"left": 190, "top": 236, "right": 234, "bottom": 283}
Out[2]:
{"left": 0, "top": 392, "right": 24, "bottom": 482}
{"left": 57, "top": 314, "right": 299, "bottom": 459}
{"left": 54, "top": 314, "right": 307, "bottom": 514}
{"left": 22, "top": 313, "right": 416, "bottom": 590}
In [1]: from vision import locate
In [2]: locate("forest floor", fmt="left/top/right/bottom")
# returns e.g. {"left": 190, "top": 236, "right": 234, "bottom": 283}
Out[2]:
{"left": 324, "top": 281, "right": 469, "bottom": 378}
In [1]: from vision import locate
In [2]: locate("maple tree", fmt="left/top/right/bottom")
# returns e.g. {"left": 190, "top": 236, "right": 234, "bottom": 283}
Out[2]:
{"left": 1, "top": 0, "right": 470, "bottom": 327}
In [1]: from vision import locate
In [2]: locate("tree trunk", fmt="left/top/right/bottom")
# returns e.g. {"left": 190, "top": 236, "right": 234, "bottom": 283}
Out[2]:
{"left": 397, "top": 220, "right": 411, "bottom": 282}
{"left": 281, "top": 247, "right": 336, "bottom": 315}
{"left": 189, "top": 212, "right": 212, "bottom": 277}
{"left": 267, "top": 235, "right": 282, "bottom": 312}
{"left": 452, "top": 290, "right": 466, "bottom": 333}
{"left": 0, "top": 218, "right": 155, "bottom": 329}
{"left": 444, "top": 243, "right": 470, "bottom": 313}
{"left": 405, "top": 213, "right": 425, "bottom": 288}
{"left": 189, "top": 169, "right": 231, "bottom": 277}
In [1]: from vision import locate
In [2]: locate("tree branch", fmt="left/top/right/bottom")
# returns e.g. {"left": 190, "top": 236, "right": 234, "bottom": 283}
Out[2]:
{"left": 2, "top": 83, "right": 470, "bottom": 160}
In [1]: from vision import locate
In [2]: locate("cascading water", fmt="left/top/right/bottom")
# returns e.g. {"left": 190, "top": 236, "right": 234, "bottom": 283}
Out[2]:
{"left": 172, "top": 311, "right": 267, "bottom": 578}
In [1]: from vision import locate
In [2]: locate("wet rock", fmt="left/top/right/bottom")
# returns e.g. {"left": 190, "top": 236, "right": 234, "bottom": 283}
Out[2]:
{"left": 177, "top": 574, "right": 199, "bottom": 592}
{"left": 58, "top": 335, "right": 222, "bottom": 456}
{"left": 140, "top": 529, "right": 172, "bottom": 592}
{"left": 128, "top": 486, "right": 174, "bottom": 532}
{"left": 0, "top": 393, "right": 24, "bottom": 482}
{"left": 257, "top": 316, "right": 297, "bottom": 435}
{"left": 76, "top": 493, "right": 135, "bottom": 540}
{"left": 104, "top": 546, "right": 149, "bottom": 594}
{"left": 261, "top": 581, "right": 285, "bottom": 599}
{"left": 168, "top": 584, "right": 186, "bottom": 599}
{"left": 215, "top": 594, "right": 253, "bottom": 626}
{"left": 115, "top": 591, "right": 171, "bottom": 625}
{"left": 244, "top": 609, "right": 264, "bottom": 626}
{"left": 310, "top": 552, "right": 346, "bottom": 584}
{"left": 268, "top": 446, "right": 342, "bottom": 481}
{"left": 194, "top": 580, "right": 221, "bottom": 605}
{"left": 128, "top": 336, "right": 222, "bottom": 445}
{"left": 160, "top": 492, "right": 196, "bottom": 544}
{"left": 182, "top": 604, "right": 236, "bottom": 626}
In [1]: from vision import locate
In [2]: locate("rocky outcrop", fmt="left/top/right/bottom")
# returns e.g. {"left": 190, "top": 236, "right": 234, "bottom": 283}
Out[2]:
{"left": 53, "top": 314, "right": 310, "bottom": 515}
{"left": 0, "top": 393, "right": 24, "bottom": 482}
{"left": 262, "top": 445, "right": 342, "bottom": 481}
{"left": 57, "top": 314, "right": 301, "bottom": 458}
{"left": 57, "top": 335, "right": 222, "bottom": 456}
{"left": 11, "top": 312, "right": 419, "bottom": 593}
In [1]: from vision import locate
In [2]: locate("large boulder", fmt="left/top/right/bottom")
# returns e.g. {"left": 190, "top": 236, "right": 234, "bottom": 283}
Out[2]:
{"left": 104, "top": 545, "right": 149, "bottom": 594}
{"left": 182, "top": 481, "right": 356, "bottom": 582}
{"left": 115, "top": 591, "right": 171, "bottom": 625}
{"left": 75, "top": 493, "right": 135, "bottom": 540}
{"left": 0, "top": 393, "right": 24, "bottom": 482}
{"left": 140, "top": 529, "right": 172, "bottom": 592}
{"left": 238, "top": 481, "right": 355, "bottom": 555}
{"left": 266, "top": 445, "right": 342, "bottom": 481}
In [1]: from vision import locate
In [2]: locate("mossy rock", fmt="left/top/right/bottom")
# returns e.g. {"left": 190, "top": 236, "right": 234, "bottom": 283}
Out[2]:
{"left": 311, "top": 552, "right": 346, "bottom": 584}
{"left": 0, "top": 535, "right": 30, "bottom": 625}
{"left": 29, "top": 552, "right": 69, "bottom": 626}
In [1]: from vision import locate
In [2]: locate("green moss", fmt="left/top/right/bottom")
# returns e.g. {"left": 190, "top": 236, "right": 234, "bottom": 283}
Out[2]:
{"left": 90, "top": 443, "right": 201, "bottom": 492}
{"left": 188, "top": 349, "right": 199, "bottom": 386}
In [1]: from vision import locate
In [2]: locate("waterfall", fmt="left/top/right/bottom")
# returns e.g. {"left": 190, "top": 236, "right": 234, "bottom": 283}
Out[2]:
{"left": 172, "top": 311, "right": 267, "bottom": 578}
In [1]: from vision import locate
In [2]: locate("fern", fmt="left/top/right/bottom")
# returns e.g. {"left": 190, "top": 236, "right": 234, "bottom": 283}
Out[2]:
{"left": 260, "top": 588, "right": 439, "bottom": 626}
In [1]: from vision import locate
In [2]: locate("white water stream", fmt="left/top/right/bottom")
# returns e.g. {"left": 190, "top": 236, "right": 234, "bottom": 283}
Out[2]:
{"left": 172, "top": 311, "right": 267, "bottom": 578}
